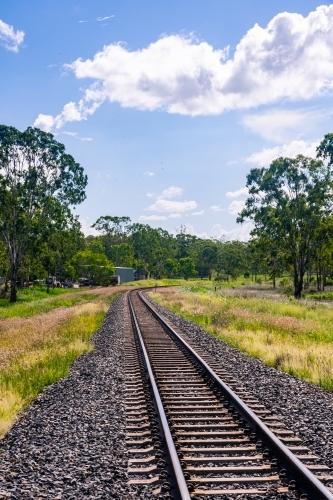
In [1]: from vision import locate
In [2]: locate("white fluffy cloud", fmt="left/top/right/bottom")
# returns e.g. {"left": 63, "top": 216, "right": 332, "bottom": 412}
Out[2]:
{"left": 242, "top": 108, "right": 329, "bottom": 142}
{"left": 144, "top": 171, "right": 155, "bottom": 177}
{"left": 35, "top": 5, "right": 333, "bottom": 128}
{"left": 246, "top": 139, "right": 320, "bottom": 166}
{"left": 79, "top": 217, "right": 99, "bottom": 236}
{"left": 228, "top": 200, "right": 246, "bottom": 215}
{"left": 175, "top": 223, "right": 208, "bottom": 239}
{"left": 138, "top": 215, "right": 167, "bottom": 221}
{"left": 138, "top": 213, "right": 181, "bottom": 220}
{"left": 144, "top": 186, "right": 197, "bottom": 214}
{"left": 158, "top": 186, "right": 183, "bottom": 199}
{"left": 0, "top": 19, "right": 24, "bottom": 52}
{"left": 226, "top": 187, "right": 248, "bottom": 199}
{"left": 34, "top": 89, "right": 105, "bottom": 131}
{"left": 192, "top": 210, "right": 204, "bottom": 216}
{"left": 148, "top": 199, "right": 197, "bottom": 213}
{"left": 211, "top": 222, "right": 252, "bottom": 241}
{"left": 210, "top": 205, "right": 223, "bottom": 212}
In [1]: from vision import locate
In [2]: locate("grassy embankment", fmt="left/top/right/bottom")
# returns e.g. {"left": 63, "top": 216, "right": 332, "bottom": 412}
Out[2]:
{"left": 149, "top": 284, "right": 333, "bottom": 392}
{"left": 0, "top": 286, "right": 124, "bottom": 437}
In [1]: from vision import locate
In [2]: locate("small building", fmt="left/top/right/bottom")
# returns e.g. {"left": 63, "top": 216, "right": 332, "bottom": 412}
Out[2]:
{"left": 115, "top": 267, "right": 135, "bottom": 284}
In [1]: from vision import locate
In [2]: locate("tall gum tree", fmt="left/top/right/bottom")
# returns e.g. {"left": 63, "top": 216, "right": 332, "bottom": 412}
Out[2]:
{"left": 0, "top": 125, "right": 87, "bottom": 302}
{"left": 237, "top": 153, "right": 333, "bottom": 298}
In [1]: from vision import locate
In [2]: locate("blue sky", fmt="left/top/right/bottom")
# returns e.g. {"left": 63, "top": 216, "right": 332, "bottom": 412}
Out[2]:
{"left": 1, "top": 1, "right": 333, "bottom": 239}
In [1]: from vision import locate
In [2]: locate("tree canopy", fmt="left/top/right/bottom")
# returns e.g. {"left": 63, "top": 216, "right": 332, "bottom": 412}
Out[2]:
{"left": 0, "top": 125, "right": 87, "bottom": 301}
{"left": 238, "top": 147, "right": 333, "bottom": 297}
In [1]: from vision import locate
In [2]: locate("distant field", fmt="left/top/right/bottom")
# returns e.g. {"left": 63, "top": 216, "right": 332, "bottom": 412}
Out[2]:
{"left": 149, "top": 285, "right": 333, "bottom": 392}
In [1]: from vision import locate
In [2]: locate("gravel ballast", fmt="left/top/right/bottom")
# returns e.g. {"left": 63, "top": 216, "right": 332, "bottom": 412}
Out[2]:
{"left": 1, "top": 288, "right": 333, "bottom": 499}
{"left": 0, "top": 294, "right": 132, "bottom": 500}
{"left": 147, "top": 293, "right": 333, "bottom": 470}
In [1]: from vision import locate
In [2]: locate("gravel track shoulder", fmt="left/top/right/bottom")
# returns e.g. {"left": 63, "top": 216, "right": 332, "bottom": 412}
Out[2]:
{"left": 0, "top": 294, "right": 132, "bottom": 500}
{"left": 147, "top": 294, "right": 333, "bottom": 470}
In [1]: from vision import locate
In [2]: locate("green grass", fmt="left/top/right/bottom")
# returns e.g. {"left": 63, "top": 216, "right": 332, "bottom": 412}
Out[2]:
{"left": 0, "top": 287, "right": 104, "bottom": 319}
{"left": 0, "top": 291, "right": 122, "bottom": 437}
{"left": 304, "top": 291, "right": 333, "bottom": 300}
{"left": 150, "top": 288, "right": 333, "bottom": 391}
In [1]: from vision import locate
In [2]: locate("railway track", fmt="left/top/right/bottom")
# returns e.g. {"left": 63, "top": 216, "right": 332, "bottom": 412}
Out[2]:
{"left": 125, "top": 289, "right": 333, "bottom": 499}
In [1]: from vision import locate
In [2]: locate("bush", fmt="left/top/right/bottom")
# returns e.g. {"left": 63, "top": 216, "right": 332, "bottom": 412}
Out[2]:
{"left": 279, "top": 277, "right": 294, "bottom": 296}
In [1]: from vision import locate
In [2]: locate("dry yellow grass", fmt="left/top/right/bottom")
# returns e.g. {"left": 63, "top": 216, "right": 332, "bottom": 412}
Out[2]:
{"left": 0, "top": 288, "right": 127, "bottom": 437}
{"left": 150, "top": 288, "right": 333, "bottom": 391}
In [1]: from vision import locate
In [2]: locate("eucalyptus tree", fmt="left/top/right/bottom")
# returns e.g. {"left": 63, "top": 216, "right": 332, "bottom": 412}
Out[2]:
{"left": 92, "top": 215, "right": 131, "bottom": 258}
{"left": 195, "top": 239, "right": 218, "bottom": 279}
{"left": 237, "top": 153, "right": 333, "bottom": 298}
{"left": 0, "top": 125, "right": 87, "bottom": 302}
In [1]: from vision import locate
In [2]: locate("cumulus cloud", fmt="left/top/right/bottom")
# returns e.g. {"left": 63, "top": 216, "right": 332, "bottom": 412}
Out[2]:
{"left": 138, "top": 215, "right": 167, "bottom": 221}
{"left": 35, "top": 5, "right": 333, "bottom": 128}
{"left": 79, "top": 217, "right": 99, "bottom": 236}
{"left": 0, "top": 19, "right": 24, "bottom": 52}
{"left": 144, "top": 171, "right": 155, "bottom": 176}
{"left": 144, "top": 186, "right": 197, "bottom": 214}
{"left": 210, "top": 205, "right": 223, "bottom": 212}
{"left": 34, "top": 87, "right": 105, "bottom": 132}
{"left": 148, "top": 199, "right": 197, "bottom": 213}
{"left": 228, "top": 200, "right": 246, "bottom": 215}
{"left": 245, "top": 139, "right": 320, "bottom": 166}
{"left": 242, "top": 108, "right": 329, "bottom": 142}
{"left": 169, "top": 213, "right": 181, "bottom": 218}
{"left": 192, "top": 210, "right": 204, "bottom": 216}
{"left": 226, "top": 187, "right": 248, "bottom": 199}
{"left": 211, "top": 222, "right": 252, "bottom": 241}
{"left": 158, "top": 186, "right": 183, "bottom": 199}
{"left": 175, "top": 223, "right": 208, "bottom": 238}
{"left": 70, "top": 5, "right": 333, "bottom": 114}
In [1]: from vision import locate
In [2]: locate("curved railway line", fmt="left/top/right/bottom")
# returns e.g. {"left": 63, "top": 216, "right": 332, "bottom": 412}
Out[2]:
{"left": 124, "top": 289, "right": 333, "bottom": 499}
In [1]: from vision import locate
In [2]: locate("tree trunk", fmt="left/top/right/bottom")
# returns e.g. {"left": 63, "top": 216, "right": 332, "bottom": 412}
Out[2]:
{"left": 294, "top": 267, "right": 304, "bottom": 299}
{"left": 316, "top": 270, "right": 320, "bottom": 292}
{"left": 10, "top": 262, "right": 18, "bottom": 303}
{"left": 272, "top": 272, "right": 276, "bottom": 289}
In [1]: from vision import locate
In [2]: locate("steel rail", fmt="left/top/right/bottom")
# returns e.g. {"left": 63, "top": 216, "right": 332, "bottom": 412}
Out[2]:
{"left": 128, "top": 292, "right": 191, "bottom": 500}
{"left": 139, "top": 290, "right": 333, "bottom": 500}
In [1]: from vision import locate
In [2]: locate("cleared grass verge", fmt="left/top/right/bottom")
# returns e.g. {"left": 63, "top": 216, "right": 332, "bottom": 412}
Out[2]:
{"left": 0, "top": 292, "right": 122, "bottom": 437}
{"left": 0, "top": 287, "right": 106, "bottom": 320}
{"left": 149, "top": 288, "right": 333, "bottom": 392}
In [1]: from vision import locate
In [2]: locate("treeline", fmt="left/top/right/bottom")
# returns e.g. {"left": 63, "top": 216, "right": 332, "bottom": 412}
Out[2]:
{"left": 3, "top": 207, "right": 333, "bottom": 297}
{"left": 2, "top": 124, "right": 333, "bottom": 301}
{"left": 0, "top": 215, "right": 254, "bottom": 288}
{"left": 88, "top": 217, "right": 252, "bottom": 280}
